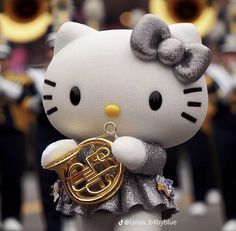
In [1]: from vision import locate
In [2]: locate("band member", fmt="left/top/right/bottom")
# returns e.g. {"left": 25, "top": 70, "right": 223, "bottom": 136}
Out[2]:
{"left": 208, "top": 34, "right": 236, "bottom": 231}
{"left": 165, "top": 75, "right": 221, "bottom": 216}
{"left": 187, "top": 75, "right": 221, "bottom": 216}
{"left": 28, "top": 33, "right": 76, "bottom": 231}
{"left": 0, "top": 43, "right": 36, "bottom": 231}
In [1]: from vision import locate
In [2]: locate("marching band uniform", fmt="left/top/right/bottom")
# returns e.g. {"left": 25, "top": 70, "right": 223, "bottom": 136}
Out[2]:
{"left": 0, "top": 45, "right": 36, "bottom": 231}
{"left": 28, "top": 65, "right": 66, "bottom": 231}
{"left": 165, "top": 76, "right": 220, "bottom": 215}
{"left": 28, "top": 33, "right": 76, "bottom": 231}
{"left": 28, "top": 3, "right": 77, "bottom": 229}
{"left": 187, "top": 75, "right": 220, "bottom": 216}
{"left": 207, "top": 47, "right": 236, "bottom": 230}
{"left": 164, "top": 146, "right": 180, "bottom": 189}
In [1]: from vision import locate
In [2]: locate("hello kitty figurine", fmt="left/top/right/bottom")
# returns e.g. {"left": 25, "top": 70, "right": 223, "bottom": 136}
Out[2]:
{"left": 41, "top": 14, "right": 211, "bottom": 231}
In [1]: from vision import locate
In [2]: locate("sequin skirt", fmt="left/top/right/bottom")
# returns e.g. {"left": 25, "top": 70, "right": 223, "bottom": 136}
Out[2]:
{"left": 56, "top": 170, "right": 178, "bottom": 219}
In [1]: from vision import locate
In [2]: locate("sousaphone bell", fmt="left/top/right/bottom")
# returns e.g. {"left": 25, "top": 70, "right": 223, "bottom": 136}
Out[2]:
{"left": 149, "top": 0, "right": 217, "bottom": 37}
{"left": 0, "top": 0, "right": 52, "bottom": 43}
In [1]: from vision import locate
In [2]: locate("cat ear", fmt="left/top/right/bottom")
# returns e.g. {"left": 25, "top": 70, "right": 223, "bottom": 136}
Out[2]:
{"left": 54, "top": 22, "right": 98, "bottom": 55}
{"left": 169, "top": 23, "right": 202, "bottom": 44}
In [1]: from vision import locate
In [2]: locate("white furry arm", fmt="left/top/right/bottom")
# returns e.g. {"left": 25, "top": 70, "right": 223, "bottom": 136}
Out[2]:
{"left": 112, "top": 136, "right": 146, "bottom": 171}
{"left": 41, "top": 139, "right": 78, "bottom": 169}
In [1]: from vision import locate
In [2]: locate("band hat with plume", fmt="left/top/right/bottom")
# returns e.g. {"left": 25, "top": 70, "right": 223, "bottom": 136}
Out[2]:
{"left": 130, "top": 14, "right": 212, "bottom": 84}
{"left": 47, "top": 0, "right": 74, "bottom": 48}
{"left": 0, "top": 44, "right": 11, "bottom": 59}
{"left": 0, "top": 21, "right": 11, "bottom": 59}
{"left": 46, "top": 32, "right": 57, "bottom": 48}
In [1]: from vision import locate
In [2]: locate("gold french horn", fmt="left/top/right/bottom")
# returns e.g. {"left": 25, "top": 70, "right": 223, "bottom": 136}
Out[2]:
{"left": 149, "top": 0, "right": 217, "bottom": 37}
{"left": 46, "top": 122, "right": 124, "bottom": 205}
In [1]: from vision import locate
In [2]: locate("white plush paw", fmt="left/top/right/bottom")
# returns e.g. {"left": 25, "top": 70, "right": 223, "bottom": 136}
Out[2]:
{"left": 222, "top": 219, "right": 236, "bottom": 231}
{"left": 41, "top": 139, "right": 78, "bottom": 169}
{"left": 112, "top": 136, "right": 146, "bottom": 171}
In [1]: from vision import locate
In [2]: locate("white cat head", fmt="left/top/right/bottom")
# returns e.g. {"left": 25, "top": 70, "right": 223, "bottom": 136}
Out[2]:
{"left": 43, "top": 14, "right": 210, "bottom": 148}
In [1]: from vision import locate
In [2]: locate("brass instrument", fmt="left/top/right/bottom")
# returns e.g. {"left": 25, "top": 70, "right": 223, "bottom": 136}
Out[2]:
{"left": 227, "top": 0, "right": 236, "bottom": 34}
{"left": 46, "top": 122, "right": 124, "bottom": 205}
{"left": 149, "top": 0, "right": 217, "bottom": 37}
{"left": 0, "top": 0, "right": 52, "bottom": 43}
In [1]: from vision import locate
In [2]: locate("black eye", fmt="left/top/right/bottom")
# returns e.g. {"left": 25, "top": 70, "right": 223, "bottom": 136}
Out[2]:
{"left": 70, "top": 86, "right": 81, "bottom": 106}
{"left": 149, "top": 91, "right": 162, "bottom": 111}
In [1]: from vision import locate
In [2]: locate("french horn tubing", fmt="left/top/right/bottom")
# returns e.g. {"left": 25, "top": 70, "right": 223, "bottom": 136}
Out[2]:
{"left": 46, "top": 123, "right": 124, "bottom": 205}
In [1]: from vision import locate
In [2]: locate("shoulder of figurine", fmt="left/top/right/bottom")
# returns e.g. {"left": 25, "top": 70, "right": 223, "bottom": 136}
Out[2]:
{"left": 3, "top": 71, "right": 33, "bottom": 86}
{"left": 41, "top": 139, "right": 78, "bottom": 169}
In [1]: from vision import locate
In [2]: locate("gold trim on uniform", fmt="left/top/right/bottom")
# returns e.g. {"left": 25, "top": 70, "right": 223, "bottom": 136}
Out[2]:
{"left": 228, "top": 89, "right": 236, "bottom": 114}
{"left": 1, "top": 71, "right": 36, "bottom": 132}
{"left": 3, "top": 71, "right": 33, "bottom": 86}
{"left": 201, "top": 75, "right": 219, "bottom": 134}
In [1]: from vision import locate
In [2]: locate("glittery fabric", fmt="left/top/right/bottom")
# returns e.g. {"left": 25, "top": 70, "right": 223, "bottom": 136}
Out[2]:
{"left": 130, "top": 14, "right": 171, "bottom": 60}
{"left": 174, "top": 44, "right": 212, "bottom": 84}
{"left": 134, "top": 143, "right": 167, "bottom": 175}
{"left": 130, "top": 14, "right": 212, "bottom": 84}
{"left": 157, "top": 38, "right": 185, "bottom": 65}
{"left": 56, "top": 142, "right": 178, "bottom": 219}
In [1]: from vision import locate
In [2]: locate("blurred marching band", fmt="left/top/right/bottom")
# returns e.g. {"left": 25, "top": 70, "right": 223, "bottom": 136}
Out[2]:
{"left": 0, "top": 0, "right": 236, "bottom": 231}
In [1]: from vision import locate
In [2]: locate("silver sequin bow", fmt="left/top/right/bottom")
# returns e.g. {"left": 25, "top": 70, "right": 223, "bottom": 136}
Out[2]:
{"left": 130, "top": 14, "right": 212, "bottom": 84}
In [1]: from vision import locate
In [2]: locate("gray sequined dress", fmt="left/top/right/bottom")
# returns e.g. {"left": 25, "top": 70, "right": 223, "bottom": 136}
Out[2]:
{"left": 56, "top": 142, "right": 178, "bottom": 219}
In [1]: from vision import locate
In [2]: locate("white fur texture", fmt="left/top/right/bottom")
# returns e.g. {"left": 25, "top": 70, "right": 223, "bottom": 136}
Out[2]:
{"left": 44, "top": 23, "right": 208, "bottom": 148}
{"left": 112, "top": 136, "right": 146, "bottom": 171}
{"left": 54, "top": 22, "right": 97, "bottom": 55}
{"left": 41, "top": 139, "right": 77, "bottom": 168}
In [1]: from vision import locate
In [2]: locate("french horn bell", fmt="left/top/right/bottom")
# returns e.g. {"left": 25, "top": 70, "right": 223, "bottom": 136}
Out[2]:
{"left": 0, "top": 0, "right": 52, "bottom": 43}
{"left": 149, "top": 0, "right": 217, "bottom": 37}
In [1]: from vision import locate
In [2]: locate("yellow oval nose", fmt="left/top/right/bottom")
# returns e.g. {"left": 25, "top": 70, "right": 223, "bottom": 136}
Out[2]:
{"left": 105, "top": 104, "right": 121, "bottom": 117}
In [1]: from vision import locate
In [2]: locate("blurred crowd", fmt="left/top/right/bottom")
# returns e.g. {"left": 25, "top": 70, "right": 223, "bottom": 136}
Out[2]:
{"left": 0, "top": 0, "right": 236, "bottom": 231}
